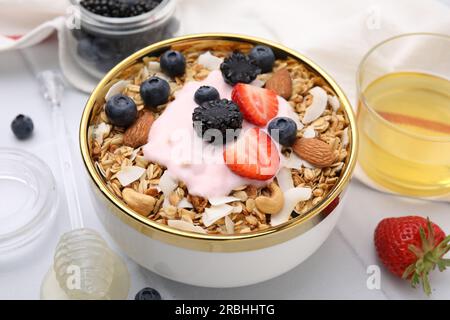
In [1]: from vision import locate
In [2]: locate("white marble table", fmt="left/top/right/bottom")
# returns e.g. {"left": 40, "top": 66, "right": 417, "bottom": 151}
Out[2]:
{"left": 0, "top": 0, "right": 449, "bottom": 300}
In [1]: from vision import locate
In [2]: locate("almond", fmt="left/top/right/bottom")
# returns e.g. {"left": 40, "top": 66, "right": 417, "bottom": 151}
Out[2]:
{"left": 292, "top": 138, "right": 336, "bottom": 168}
{"left": 265, "top": 68, "right": 293, "bottom": 99}
{"left": 122, "top": 188, "right": 156, "bottom": 216}
{"left": 124, "top": 110, "right": 154, "bottom": 148}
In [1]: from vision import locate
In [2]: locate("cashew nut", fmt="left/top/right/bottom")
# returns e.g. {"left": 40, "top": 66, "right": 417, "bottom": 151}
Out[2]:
{"left": 255, "top": 182, "right": 284, "bottom": 214}
{"left": 122, "top": 188, "right": 156, "bottom": 216}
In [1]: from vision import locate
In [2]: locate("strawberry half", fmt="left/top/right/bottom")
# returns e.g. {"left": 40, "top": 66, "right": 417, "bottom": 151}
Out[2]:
{"left": 223, "top": 128, "right": 280, "bottom": 180}
{"left": 231, "top": 83, "right": 279, "bottom": 126}
{"left": 374, "top": 216, "right": 450, "bottom": 295}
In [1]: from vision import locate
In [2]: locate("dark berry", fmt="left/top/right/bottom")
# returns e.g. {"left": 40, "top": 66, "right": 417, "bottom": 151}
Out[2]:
{"left": 220, "top": 52, "right": 261, "bottom": 85}
{"left": 105, "top": 94, "right": 137, "bottom": 127}
{"left": 140, "top": 76, "right": 170, "bottom": 107}
{"left": 192, "top": 99, "right": 243, "bottom": 144}
{"left": 135, "top": 287, "right": 162, "bottom": 300}
{"left": 80, "top": 0, "right": 161, "bottom": 18}
{"left": 77, "top": 38, "right": 99, "bottom": 62}
{"left": 194, "top": 86, "right": 220, "bottom": 105}
{"left": 268, "top": 117, "right": 298, "bottom": 146}
{"left": 71, "top": 29, "right": 89, "bottom": 41}
{"left": 160, "top": 50, "right": 186, "bottom": 78}
{"left": 11, "top": 115, "right": 34, "bottom": 140}
{"left": 249, "top": 45, "right": 275, "bottom": 73}
{"left": 95, "top": 55, "right": 123, "bottom": 72}
{"left": 92, "top": 37, "right": 119, "bottom": 60}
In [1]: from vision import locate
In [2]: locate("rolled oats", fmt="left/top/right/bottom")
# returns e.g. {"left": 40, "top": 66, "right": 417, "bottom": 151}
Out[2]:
{"left": 88, "top": 42, "right": 350, "bottom": 235}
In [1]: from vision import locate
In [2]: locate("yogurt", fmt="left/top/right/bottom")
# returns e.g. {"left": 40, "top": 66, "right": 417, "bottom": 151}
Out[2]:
{"left": 143, "top": 70, "right": 299, "bottom": 198}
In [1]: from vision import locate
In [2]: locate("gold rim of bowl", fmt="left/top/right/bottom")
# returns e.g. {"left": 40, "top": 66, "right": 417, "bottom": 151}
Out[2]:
{"left": 79, "top": 33, "right": 359, "bottom": 252}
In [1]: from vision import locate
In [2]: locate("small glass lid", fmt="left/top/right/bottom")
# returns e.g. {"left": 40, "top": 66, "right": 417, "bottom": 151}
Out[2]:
{"left": 0, "top": 148, "right": 58, "bottom": 253}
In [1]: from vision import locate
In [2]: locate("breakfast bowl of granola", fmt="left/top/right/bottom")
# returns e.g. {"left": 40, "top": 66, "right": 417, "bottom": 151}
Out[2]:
{"left": 80, "top": 34, "right": 357, "bottom": 287}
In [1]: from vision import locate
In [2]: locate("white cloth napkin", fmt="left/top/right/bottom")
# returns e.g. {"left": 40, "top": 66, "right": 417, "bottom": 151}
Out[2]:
{"left": 1, "top": 0, "right": 449, "bottom": 199}
{"left": 0, "top": 0, "right": 103, "bottom": 92}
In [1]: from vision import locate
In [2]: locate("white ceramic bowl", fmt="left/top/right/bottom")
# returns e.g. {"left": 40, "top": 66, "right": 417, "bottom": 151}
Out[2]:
{"left": 80, "top": 34, "right": 358, "bottom": 288}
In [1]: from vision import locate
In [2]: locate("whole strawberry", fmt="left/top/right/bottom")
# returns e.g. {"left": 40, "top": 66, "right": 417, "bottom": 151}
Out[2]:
{"left": 374, "top": 216, "right": 450, "bottom": 295}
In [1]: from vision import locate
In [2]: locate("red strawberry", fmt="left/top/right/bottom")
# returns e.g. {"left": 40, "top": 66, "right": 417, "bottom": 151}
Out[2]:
{"left": 231, "top": 83, "right": 279, "bottom": 126}
{"left": 374, "top": 216, "right": 450, "bottom": 295}
{"left": 223, "top": 128, "right": 280, "bottom": 180}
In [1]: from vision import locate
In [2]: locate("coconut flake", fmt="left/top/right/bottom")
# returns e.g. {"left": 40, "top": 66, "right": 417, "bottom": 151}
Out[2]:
{"left": 282, "top": 153, "right": 303, "bottom": 169}
{"left": 168, "top": 220, "right": 207, "bottom": 234}
{"left": 208, "top": 196, "right": 241, "bottom": 206}
{"left": 159, "top": 171, "right": 178, "bottom": 207}
{"left": 130, "top": 147, "right": 141, "bottom": 161}
{"left": 225, "top": 216, "right": 235, "bottom": 234}
{"left": 303, "top": 126, "right": 316, "bottom": 138}
{"left": 302, "top": 160, "right": 316, "bottom": 169}
{"left": 178, "top": 197, "right": 193, "bottom": 209}
{"left": 292, "top": 114, "right": 304, "bottom": 130}
{"left": 92, "top": 122, "right": 111, "bottom": 145}
{"left": 116, "top": 166, "right": 145, "bottom": 187}
{"left": 105, "top": 80, "right": 131, "bottom": 101}
{"left": 232, "top": 205, "right": 243, "bottom": 214}
{"left": 95, "top": 161, "right": 107, "bottom": 178}
{"left": 147, "top": 61, "right": 161, "bottom": 74}
{"left": 342, "top": 127, "right": 349, "bottom": 147}
{"left": 251, "top": 78, "right": 265, "bottom": 88}
{"left": 202, "top": 204, "right": 234, "bottom": 227}
{"left": 271, "top": 187, "right": 312, "bottom": 226}
{"left": 302, "top": 87, "right": 328, "bottom": 124}
{"left": 198, "top": 51, "right": 223, "bottom": 70}
{"left": 276, "top": 167, "right": 294, "bottom": 192}
{"left": 328, "top": 95, "right": 340, "bottom": 112}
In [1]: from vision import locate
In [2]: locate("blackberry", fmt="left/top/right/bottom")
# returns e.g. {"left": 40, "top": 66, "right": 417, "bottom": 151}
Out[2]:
{"left": 192, "top": 99, "right": 243, "bottom": 144}
{"left": 80, "top": 0, "right": 162, "bottom": 18}
{"left": 220, "top": 52, "right": 261, "bottom": 86}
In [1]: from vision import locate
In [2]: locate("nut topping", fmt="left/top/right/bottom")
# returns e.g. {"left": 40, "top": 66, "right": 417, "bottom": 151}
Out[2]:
{"left": 123, "top": 110, "right": 154, "bottom": 148}
{"left": 293, "top": 138, "right": 336, "bottom": 168}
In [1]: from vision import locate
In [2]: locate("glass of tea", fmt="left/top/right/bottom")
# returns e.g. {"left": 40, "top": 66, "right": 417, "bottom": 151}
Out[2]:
{"left": 357, "top": 33, "right": 450, "bottom": 197}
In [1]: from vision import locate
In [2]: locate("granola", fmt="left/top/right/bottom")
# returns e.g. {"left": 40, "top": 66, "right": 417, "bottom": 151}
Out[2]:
{"left": 88, "top": 41, "right": 350, "bottom": 235}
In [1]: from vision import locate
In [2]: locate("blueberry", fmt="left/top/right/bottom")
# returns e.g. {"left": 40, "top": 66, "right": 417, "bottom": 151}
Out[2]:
{"left": 77, "top": 38, "right": 99, "bottom": 62}
{"left": 95, "top": 54, "right": 123, "bottom": 73}
{"left": 160, "top": 50, "right": 186, "bottom": 77}
{"left": 249, "top": 45, "right": 275, "bottom": 73}
{"left": 194, "top": 86, "right": 220, "bottom": 105}
{"left": 140, "top": 76, "right": 170, "bottom": 107}
{"left": 11, "top": 115, "right": 34, "bottom": 140}
{"left": 135, "top": 287, "right": 162, "bottom": 300}
{"left": 93, "top": 37, "right": 119, "bottom": 60}
{"left": 105, "top": 94, "right": 137, "bottom": 127}
{"left": 268, "top": 117, "right": 298, "bottom": 146}
{"left": 72, "top": 29, "right": 89, "bottom": 41}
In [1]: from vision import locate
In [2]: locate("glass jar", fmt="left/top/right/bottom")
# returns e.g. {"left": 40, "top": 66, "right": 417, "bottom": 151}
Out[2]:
{"left": 68, "top": 0, "right": 178, "bottom": 79}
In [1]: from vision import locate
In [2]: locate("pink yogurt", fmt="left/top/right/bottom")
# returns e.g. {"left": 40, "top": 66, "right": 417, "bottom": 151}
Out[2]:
{"left": 143, "top": 70, "right": 299, "bottom": 198}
